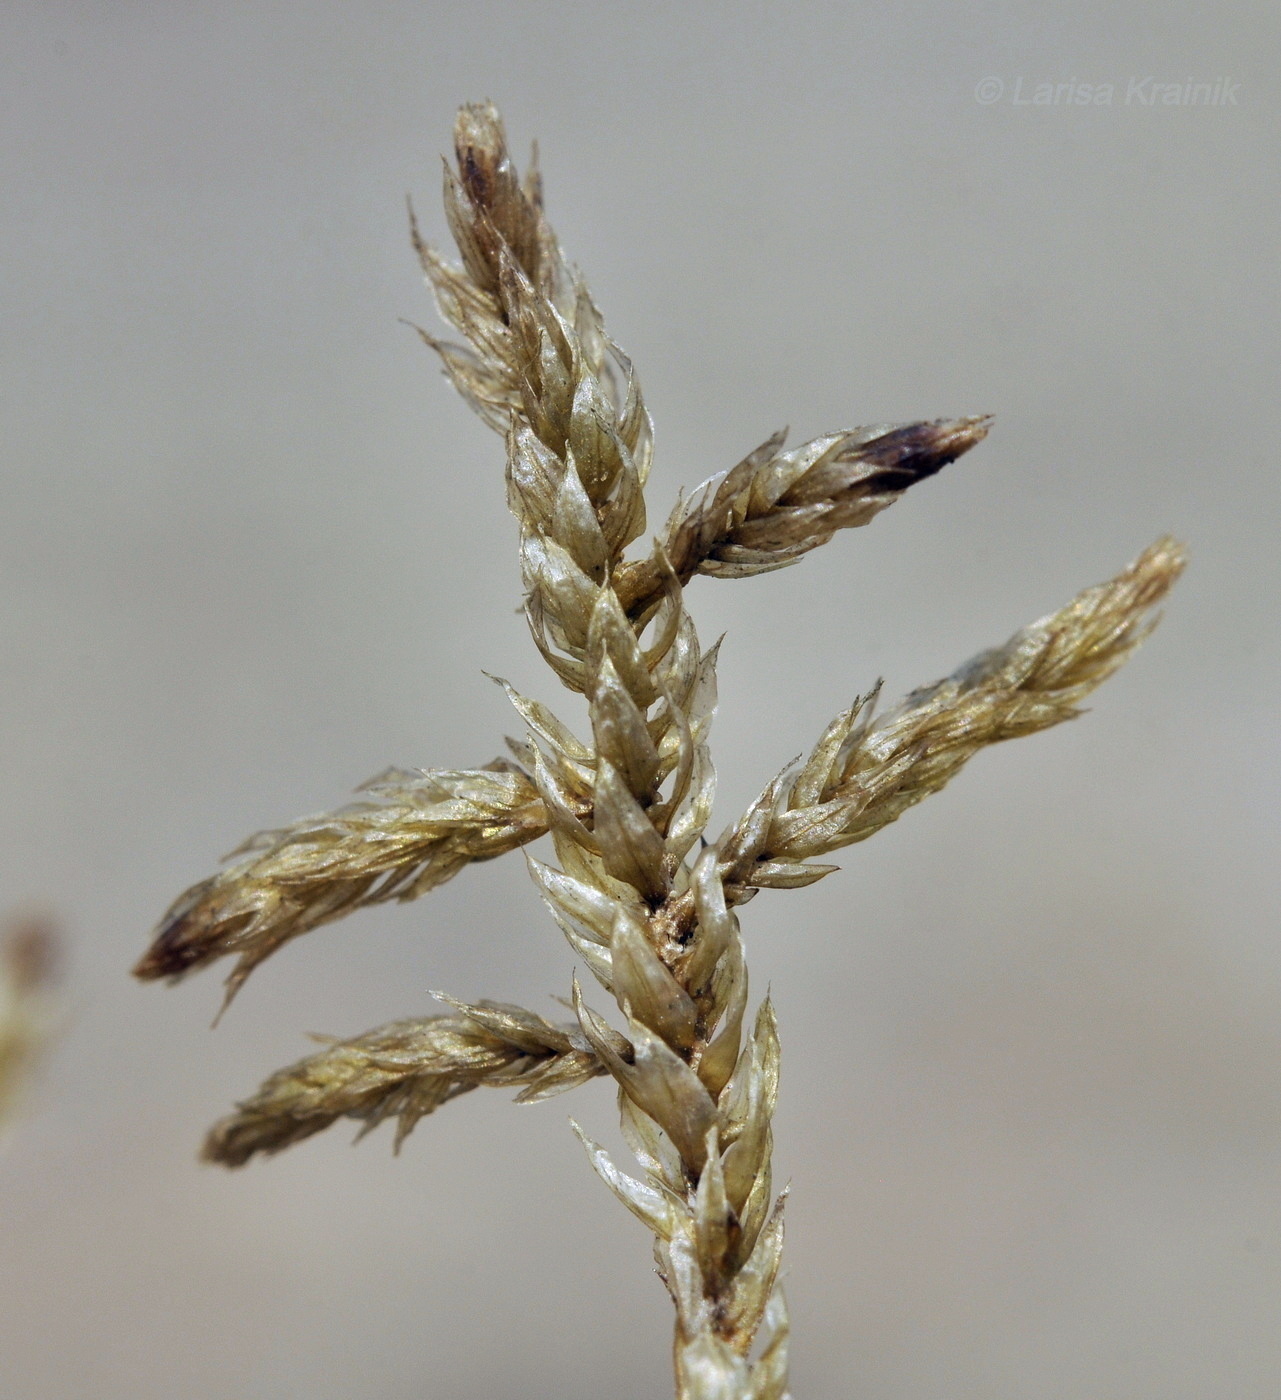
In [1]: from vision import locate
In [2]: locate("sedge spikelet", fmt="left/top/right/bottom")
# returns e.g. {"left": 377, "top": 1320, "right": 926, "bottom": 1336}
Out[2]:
{"left": 135, "top": 101, "right": 1183, "bottom": 1400}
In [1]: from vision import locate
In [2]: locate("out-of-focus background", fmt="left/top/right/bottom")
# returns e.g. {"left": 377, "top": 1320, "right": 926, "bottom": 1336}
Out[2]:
{"left": 1, "top": 4, "right": 1277, "bottom": 1397}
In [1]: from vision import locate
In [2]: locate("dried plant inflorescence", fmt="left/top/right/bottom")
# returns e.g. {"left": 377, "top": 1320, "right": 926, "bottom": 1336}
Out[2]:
{"left": 0, "top": 917, "right": 58, "bottom": 1137}
{"left": 135, "top": 103, "right": 1184, "bottom": 1399}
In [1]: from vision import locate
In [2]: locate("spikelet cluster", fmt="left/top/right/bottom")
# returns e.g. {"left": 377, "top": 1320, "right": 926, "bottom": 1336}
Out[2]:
{"left": 135, "top": 103, "right": 1184, "bottom": 1399}
{"left": 204, "top": 997, "right": 602, "bottom": 1166}
{"left": 136, "top": 764, "right": 547, "bottom": 1009}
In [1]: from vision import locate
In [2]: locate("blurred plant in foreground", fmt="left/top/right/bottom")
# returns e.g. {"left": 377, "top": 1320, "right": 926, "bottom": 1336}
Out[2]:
{"left": 0, "top": 918, "right": 57, "bottom": 1138}
{"left": 135, "top": 103, "right": 1183, "bottom": 1399}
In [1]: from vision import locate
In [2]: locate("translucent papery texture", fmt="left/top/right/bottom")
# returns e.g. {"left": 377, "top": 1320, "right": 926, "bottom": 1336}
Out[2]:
{"left": 134, "top": 765, "right": 548, "bottom": 1005}
{"left": 575, "top": 986, "right": 790, "bottom": 1396}
{"left": 721, "top": 537, "right": 1187, "bottom": 887}
{"left": 514, "top": 430, "right": 791, "bottom": 1387}
{"left": 614, "top": 417, "right": 991, "bottom": 622}
{"left": 483, "top": 166, "right": 723, "bottom": 912}
{"left": 428, "top": 107, "right": 823, "bottom": 1398}
{"left": 413, "top": 102, "right": 652, "bottom": 507}
{"left": 512, "top": 473, "right": 779, "bottom": 1392}
{"left": 0, "top": 918, "right": 57, "bottom": 1135}
{"left": 204, "top": 999, "right": 603, "bottom": 1167}
{"left": 135, "top": 95, "right": 1187, "bottom": 1400}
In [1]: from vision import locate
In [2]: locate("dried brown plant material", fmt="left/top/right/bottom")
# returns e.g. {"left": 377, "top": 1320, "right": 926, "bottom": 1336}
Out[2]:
{"left": 134, "top": 764, "right": 549, "bottom": 1006}
{"left": 136, "top": 101, "right": 1184, "bottom": 1400}
{"left": 0, "top": 917, "right": 58, "bottom": 1134}
{"left": 723, "top": 536, "right": 1187, "bottom": 889}
{"left": 204, "top": 999, "right": 603, "bottom": 1166}
{"left": 613, "top": 416, "right": 993, "bottom": 621}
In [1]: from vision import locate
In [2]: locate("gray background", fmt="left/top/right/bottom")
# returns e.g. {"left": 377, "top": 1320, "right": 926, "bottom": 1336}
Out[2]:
{"left": 2, "top": 3, "right": 1278, "bottom": 1397}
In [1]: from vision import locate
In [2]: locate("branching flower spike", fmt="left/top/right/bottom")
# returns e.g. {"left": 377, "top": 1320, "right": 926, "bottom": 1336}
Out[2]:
{"left": 135, "top": 103, "right": 1185, "bottom": 1399}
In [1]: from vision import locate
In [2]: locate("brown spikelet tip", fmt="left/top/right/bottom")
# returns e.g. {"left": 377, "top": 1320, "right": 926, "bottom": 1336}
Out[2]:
{"left": 201, "top": 1112, "right": 324, "bottom": 1169}
{"left": 132, "top": 894, "right": 224, "bottom": 982}
{"left": 454, "top": 101, "right": 506, "bottom": 208}
{"left": 860, "top": 414, "right": 994, "bottom": 492}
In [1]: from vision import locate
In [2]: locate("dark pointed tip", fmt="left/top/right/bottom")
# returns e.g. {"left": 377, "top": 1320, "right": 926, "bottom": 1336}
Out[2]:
{"left": 861, "top": 414, "right": 994, "bottom": 491}
{"left": 453, "top": 103, "right": 509, "bottom": 205}
{"left": 131, "top": 918, "right": 207, "bottom": 983}
{"left": 131, "top": 947, "right": 178, "bottom": 982}
{"left": 200, "top": 1122, "right": 250, "bottom": 1169}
